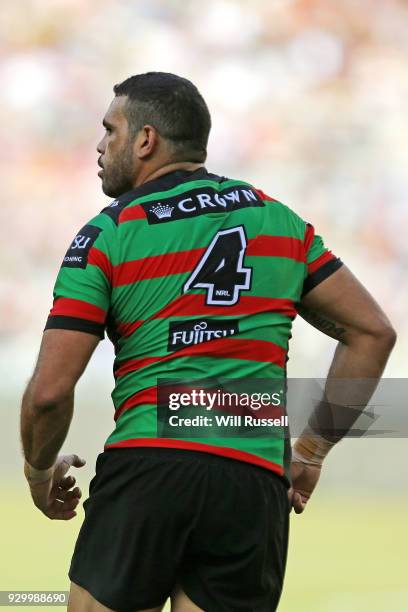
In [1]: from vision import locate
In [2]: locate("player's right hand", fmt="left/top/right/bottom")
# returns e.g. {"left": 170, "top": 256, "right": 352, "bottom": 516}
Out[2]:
{"left": 288, "top": 461, "right": 322, "bottom": 514}
{"left": 26, "top": 454, "right": 86, "bottom": 520}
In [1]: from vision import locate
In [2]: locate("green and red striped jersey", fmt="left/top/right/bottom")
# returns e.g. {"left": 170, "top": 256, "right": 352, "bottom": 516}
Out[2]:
{"left": 45, "top": 168, "right": 342, "bottom": 482}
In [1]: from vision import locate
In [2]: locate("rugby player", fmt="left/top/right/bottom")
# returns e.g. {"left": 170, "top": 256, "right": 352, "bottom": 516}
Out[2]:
{"left": 21, "top": 72, "right": 396, "bottom": 611}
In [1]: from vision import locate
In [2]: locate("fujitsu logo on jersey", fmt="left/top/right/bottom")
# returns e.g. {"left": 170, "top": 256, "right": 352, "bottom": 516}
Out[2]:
{"left": 143, "top": 186, "right": 264, "bottom": 224}
{"left": 168, "top": 319, "right": 239, "bottom": 352}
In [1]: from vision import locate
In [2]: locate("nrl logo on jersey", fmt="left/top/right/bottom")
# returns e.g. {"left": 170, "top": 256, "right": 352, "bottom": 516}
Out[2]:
{"left": 168, "top": 319, "right": 239, "bottom": 352}
{"left": 143, "top": 186, "right": 264, "bottom": 224}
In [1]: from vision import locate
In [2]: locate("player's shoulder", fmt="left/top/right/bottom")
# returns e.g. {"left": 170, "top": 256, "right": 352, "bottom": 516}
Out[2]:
{"left": 64, "top": 203, "right": 122, "bottom": 262}
{"left": 245, "top": 183, "right": 307, "bottom": 230}
{"left": 227, "top": 176, "right": 293, "bottom": 212}
{"left": 251, "top": 186, "right": 297, "bottom": 214}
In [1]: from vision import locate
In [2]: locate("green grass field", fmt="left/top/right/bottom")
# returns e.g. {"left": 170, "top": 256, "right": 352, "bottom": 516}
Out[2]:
{"left": 1, "top": 486, "right": 407, "bottom": 611}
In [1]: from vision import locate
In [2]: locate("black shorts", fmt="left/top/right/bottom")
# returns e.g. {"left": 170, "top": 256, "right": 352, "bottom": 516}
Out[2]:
{"left": 69, "top": 448, "right": 289, "bottom": 611}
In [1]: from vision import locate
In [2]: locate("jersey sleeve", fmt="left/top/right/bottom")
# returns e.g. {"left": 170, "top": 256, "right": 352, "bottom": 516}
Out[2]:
{"left": 45, "top": 214, "right": 116, "bottom": 339}
{"left": 302, "top": 223, "right": 343, "bottom": 296}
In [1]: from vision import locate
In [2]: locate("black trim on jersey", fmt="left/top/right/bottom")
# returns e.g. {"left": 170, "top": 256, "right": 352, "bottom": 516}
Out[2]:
{"left": 302, "top": 258, "right": 343, "bottom": 296}
{"left": 45, "top": 315, "right": 105, "bottom": 339}
{"left": 100, "top": 168, "right": 216, "bottom": 224}
{"left": 106, "top": 313, "right": 121, "bottom": 355}
{"left": 100, "top": 192, "right": 141, "bottom": 225}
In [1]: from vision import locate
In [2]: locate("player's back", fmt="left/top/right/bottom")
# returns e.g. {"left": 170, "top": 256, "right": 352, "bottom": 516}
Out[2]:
{"left": 47, "top": 167, "right": 340, "bottom": 482}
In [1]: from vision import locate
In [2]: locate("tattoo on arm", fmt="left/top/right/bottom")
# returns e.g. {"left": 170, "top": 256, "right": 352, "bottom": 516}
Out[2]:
{"left": 297, "top": 305, "right": 347, "bottom": 340}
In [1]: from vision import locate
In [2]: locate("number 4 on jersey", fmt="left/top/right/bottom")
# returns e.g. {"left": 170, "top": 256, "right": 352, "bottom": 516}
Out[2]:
{"left": 183, "top": 225, "right": 252, "bottom": 306}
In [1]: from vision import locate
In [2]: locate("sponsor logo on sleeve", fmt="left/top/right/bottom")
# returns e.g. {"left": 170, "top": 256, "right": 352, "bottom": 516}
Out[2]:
{"left": 142, "top": 186, "right": 264, "bottom": 224}
{"left": 168, "top": 319, "right": 239, "bottom": 352}
{"left": 62, "top": 224, "right": 102, "bottom": 269}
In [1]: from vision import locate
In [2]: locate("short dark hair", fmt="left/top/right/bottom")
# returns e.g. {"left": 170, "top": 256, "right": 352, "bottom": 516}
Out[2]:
{"left": 113, "top": 72, "right": 212, "bottom": 162}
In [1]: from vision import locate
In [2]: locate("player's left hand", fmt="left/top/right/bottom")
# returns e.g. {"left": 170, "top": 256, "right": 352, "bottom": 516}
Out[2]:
{"left": 25, "top": 454, "right": 86, "bottom": 520}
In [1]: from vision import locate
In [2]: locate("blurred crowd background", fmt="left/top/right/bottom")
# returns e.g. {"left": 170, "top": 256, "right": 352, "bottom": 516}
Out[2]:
{"left": 1, "top": 0, "right": 407, "bottom": 379}
{"left": 1, "top": 1, "right": 407, "bottom": 609}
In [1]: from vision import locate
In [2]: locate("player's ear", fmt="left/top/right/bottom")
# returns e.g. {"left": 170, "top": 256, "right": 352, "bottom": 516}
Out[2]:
{"left": 134, "top": 125, "right": 159, "bottom": 159}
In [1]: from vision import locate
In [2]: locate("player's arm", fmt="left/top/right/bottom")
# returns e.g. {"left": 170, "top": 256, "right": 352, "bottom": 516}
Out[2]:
{"left": 20, "top": 331, "right": 98, "bottom": 520}
{"left": 21, "top": 329, "right": 99, "bottom": 469}
{"left": 298, "top": 264, "right": 396, "bottom": 396}
{"left": 291, "top": 265, "right": 396, "bottom": 513}
{"left": 20, "top": 215, "right": 115, "bottom": 519}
